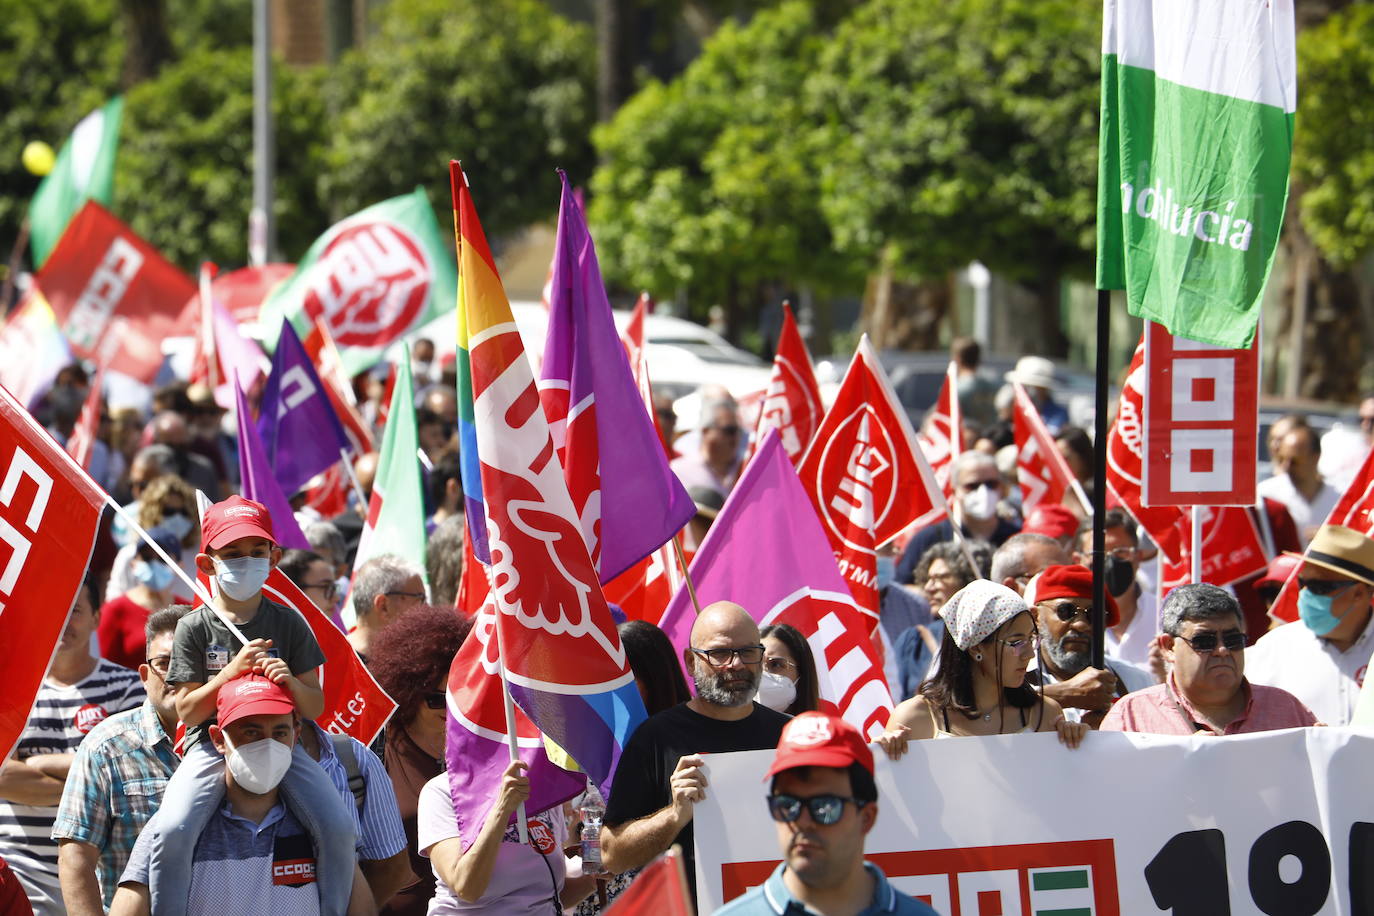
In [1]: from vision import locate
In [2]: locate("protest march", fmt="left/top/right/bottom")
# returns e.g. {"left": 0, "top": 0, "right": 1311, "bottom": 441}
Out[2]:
{"left": 4, "top": 1, "right": 1374, "bottom": 915}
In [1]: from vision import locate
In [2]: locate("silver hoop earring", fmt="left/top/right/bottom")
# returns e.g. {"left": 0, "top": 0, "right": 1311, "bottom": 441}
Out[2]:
{"left": 973, "top": 652, "right": 983, "bottom": 662}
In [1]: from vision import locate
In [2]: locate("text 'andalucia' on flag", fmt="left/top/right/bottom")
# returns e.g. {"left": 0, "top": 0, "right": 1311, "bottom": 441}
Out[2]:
{"left": 450, "top": 160, "right": 646, "bottom": 793}
{"left": 1096, "top": 0, "right": 1296, "bottom": 348}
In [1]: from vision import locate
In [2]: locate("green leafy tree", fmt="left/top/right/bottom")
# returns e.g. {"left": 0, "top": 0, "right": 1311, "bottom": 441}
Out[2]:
{"left": 590, "top": 2, "right": 858, "bottom": 329}
{"left": 322, "top": 0, "right": 596, "bottom": 239}
{"left": 116, "top": 47, "right": 329, "bottom": 269}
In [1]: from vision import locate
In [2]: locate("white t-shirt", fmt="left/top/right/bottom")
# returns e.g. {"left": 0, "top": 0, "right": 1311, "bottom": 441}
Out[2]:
{"left": 1105, "top": 587, "right": 1160, "bottom": 669}
{"left": 1255, "top": 475, "right": 1340, "bottom": 546}
{"left": 1245, "top": 617, "right": 1374, "bottom": 726}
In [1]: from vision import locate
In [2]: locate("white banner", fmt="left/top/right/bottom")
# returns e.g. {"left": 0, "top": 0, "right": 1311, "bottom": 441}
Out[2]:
{"left": 694, "top": 728, "right": 1374, "bottom": 915}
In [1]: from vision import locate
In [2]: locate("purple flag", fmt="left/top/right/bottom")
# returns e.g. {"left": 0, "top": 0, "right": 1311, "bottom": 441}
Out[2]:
{"left": 259, "top": 319, "right": 351, "bottom": 498}
{"left": 658, "top": 432, "right": 895, "bottom": 739}
{"left": 234, "top": 374, "right": 310, "bottom": 550}
{"left": 540, "top": 171, "right": 695, "bottom": 583}
{"left": 446, "top": 602, "right": 586, "bottom": 851}
{"left": 211, "top": 301, "right": 266, "bottom": 409}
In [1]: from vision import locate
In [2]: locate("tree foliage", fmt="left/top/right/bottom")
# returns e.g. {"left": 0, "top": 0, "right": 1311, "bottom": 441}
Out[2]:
{"left": 115, "top": 47, "right": 330, "bottom": 270}
{"left": 323, "top": 0, "right": 597, "bottom": 239}
{"left": 589, "top": 2, "right": 858, "bottom": 313}
{"left": 1292, "top": 2, "right": 1374, "bottom": 267}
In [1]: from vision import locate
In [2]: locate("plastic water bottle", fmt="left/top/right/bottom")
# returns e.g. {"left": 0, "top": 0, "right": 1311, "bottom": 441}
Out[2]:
{"left": 580, "top": 789, "right": 607, "bottom": 876}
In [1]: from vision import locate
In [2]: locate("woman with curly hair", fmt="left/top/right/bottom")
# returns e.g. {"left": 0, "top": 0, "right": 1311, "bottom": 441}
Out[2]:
{"left": 105, "top": 474, "right": 200, "bottom": 601}
{"left": 369, "top": 605, "right": 472, "bottom": 916}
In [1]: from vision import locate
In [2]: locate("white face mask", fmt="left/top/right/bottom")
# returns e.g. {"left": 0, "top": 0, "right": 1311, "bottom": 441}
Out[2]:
{"left": 960, "top": 484, "right": 998, "bottom": 521}
{"left": 756, "top": 671, "right": 797, "bottom": 713}
{"left": 213, "top": 556, "right": 271, "bottom": 602}
{"left": 222, "top": 732, "right": 294, "bottom": 794}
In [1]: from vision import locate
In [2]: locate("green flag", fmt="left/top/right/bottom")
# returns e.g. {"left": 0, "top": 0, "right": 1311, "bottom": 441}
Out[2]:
{"left": 1096, "top": 0, "right": 1296, "bottom": 348}
{"left": 258, "top": 188, "right": 457, "bottom": 377}
{"left": 345, "top": 349, "right": 428, "bottom": 629}
{"left": 28, "top": 97, "right": 124, "bottom": 268}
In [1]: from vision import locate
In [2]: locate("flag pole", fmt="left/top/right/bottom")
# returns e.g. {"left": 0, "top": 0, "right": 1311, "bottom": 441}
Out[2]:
{"left": 338, "top": 446, "right": 368, "bottom": 509}
{"left": 1090, "top": 289, "right": 1109, "bottom": 670}
{"left": 485, "top": 572, "right": 531, "bottom": 845}
{"left": 1191, "top": 505, "right": 1203, "bottom": 583}
{"left": 671, "top": 534, "right": 703, "bottom": 615}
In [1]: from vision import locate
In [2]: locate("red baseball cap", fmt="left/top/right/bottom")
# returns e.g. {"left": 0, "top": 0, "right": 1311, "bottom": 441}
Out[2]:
{"left": 766, "top": 711, "right": 874, "bottom": 779}
{"left": 1256, "top": 554, "right": 1301, "bottom": 590}
{"left": 1021, "top": 504, "right": 1080, "bottom": 541}
{"left": 216, "top": 673, "right": 295, "bottom": 728}
{"left": 201, "top": 495, "right": 275, "bottom": 550}
{"left": 1024, "top": 563, "right": 1120, "bottom": 627}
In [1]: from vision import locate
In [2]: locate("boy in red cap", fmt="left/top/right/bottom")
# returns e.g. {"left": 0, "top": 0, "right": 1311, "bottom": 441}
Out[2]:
{"left": 713, "top": 712, "right": 938, "bottom": 916}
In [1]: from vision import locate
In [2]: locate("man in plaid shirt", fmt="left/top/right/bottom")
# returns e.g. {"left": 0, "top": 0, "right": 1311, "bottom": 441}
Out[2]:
{"left": 52, "top": 606, "right": 189, "bottom": 913}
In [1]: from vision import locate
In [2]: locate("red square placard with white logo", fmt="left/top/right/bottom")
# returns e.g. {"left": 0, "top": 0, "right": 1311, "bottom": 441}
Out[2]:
{"left": 1142, "top": 320, "right": 1259, "bottom": 507}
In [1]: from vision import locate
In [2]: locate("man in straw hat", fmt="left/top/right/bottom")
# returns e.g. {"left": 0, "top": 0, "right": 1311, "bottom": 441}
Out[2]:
{"left": 1245, "top": 524, "right": 1374, "bottom": 725}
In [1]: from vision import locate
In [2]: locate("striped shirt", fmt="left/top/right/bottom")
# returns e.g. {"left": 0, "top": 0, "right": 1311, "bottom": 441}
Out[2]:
{"left": 50, "top": 702, "right": 178, "bottom": 909}
{"left": 306, "top": 721, "right": 407, "bottom": 862}
{"left": 0, "top": 659, "right": 143, "bottom": 915}
{"left": 122, "top": 800, "right": 322, "bottom": 916}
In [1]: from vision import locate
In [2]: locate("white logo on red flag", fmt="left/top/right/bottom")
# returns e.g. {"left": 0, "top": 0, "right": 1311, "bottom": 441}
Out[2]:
{"left": 917, "top": 361, "right": 962, "bottom": 512}
{"left": 797, "top": 336, "right": 943, "bottom": 622}
{"left": 1012, "top": 382, "right": 1082, "bottom": 515}
{"left": 1160, "top": 506, "right": 1269, "bottom": 590}
{"left": 753, "top": 303, "right": 823, "bottom": 464}
{"left": 303, "top": 220, "right": 432, "bottom": 349}
{"left": 1143, "top": 321, "right": 1259, "bottom": 507}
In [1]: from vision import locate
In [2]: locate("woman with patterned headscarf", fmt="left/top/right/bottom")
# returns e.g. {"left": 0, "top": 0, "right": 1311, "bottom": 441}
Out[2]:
{"left": 877, "top": 580, "right": 1088, "bottom": 757}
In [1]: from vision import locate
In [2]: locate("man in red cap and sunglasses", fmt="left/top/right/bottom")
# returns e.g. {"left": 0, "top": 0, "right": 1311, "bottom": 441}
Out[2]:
{"left": 714, "top": 712, "right": 938, "bottom": 916}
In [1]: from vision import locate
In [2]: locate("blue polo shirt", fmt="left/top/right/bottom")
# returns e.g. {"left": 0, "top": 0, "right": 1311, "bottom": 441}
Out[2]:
{"left": 715, "top": 862, "right": 941, "bottom": 916}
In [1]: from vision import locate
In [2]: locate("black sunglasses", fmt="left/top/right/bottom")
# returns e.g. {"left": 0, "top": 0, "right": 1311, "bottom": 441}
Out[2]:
{"left": 1298, "top": 578, "right": 1360, "bottom": 597}
{"left": 423, "top": 692, "right": 446, "bottom": 710}
{"left": 1177, "top": 631, "right": 1246, "bottom": 654}
{"left": 1049, "top": 601, "right": 1094, "bottom": 623}
{"left": 768, "top": 793, "right": 868, "bottom": 826}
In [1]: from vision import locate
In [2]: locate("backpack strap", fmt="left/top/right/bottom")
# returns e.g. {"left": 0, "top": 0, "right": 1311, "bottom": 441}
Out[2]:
{"left": 329, "top": 732, "right": 366, "bottom": 813}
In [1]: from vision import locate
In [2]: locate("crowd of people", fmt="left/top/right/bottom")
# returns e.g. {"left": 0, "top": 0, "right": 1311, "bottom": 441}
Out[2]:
{"left": 2, "top": 343, "right": 1373, "bottom": 916}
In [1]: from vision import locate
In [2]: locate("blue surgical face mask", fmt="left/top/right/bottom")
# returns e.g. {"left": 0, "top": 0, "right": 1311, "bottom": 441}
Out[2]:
{"left": 161, "top": 513, "right": 194, "bottom": 541}
{"left": 134, "top": 560, "right": 176, "bottom": 592}
{"left": 212, "top": 556, "right": 271, "bottom": 602}
{"left": 875, "top": 555, "right": 896, "bottom": 589}
{"left": 1298, "top": 588, "right": 1342, "bottom": 637}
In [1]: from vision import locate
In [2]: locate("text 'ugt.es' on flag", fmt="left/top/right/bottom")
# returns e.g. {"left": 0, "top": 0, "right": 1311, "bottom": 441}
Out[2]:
{"left": 450, "top": 159, "right": 645, "bottom": 793}
{"left": 1096, "top": 0, "right": 1296, "bottom": 348}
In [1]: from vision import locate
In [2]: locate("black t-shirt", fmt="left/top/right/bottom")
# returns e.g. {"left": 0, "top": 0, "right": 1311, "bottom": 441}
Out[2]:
{"left": 604, "top": 702, "right": 789, "bottom": 885}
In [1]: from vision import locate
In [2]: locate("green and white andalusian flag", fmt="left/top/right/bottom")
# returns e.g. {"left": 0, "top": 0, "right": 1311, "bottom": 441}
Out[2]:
{"left": 1096, "top": 0, "right": 1296, "bottom": 348}
{"left": 28, "top": 97, "right": 123, "bottom": 268}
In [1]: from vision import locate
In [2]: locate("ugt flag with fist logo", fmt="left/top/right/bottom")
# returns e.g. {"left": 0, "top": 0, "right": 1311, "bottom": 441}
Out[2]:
{"left": 259, "top": 188, "right": 457, "bottom": 376}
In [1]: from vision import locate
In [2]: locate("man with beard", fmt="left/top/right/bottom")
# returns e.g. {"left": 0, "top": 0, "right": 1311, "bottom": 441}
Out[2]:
{"left": 1102, "top": 585, "right": 1316, "bottom": 735}
{"left": 1024, "top": 565, "right": 1153, "bottom": 727}
{"left": 602, "top": 601, "right": 789, "bottom": 899}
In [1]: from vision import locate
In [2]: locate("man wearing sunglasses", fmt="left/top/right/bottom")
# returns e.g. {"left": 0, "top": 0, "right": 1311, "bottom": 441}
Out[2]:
{"left": 670, "top": 396, "right": 745, "bottom": 501}
{"left": 1245, "top": 524, "right": 1374, "bottom": 726}
{"left": 602, "top": 601, "right": 789, "bottom": 900}
{"left": 714, "top": 711, "right": 938, "bottom": 916}
{"left": 1101, "top": 584, "right": 1316, "bottom": 736}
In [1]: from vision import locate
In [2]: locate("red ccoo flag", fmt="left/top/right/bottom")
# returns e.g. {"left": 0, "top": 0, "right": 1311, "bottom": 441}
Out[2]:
{"left": 751, "top": 302, "right": 824, "bottom": 466}
{"left": 797, "top": 335, "right": 944, "bottom": 625}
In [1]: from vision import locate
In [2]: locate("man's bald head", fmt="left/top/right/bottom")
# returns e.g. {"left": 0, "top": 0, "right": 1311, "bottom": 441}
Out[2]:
{"left": 689, "top": 601, "right": 758, "bottom": 647}
{"left": 152, "top": 411, "right": 189, "bottom": 447}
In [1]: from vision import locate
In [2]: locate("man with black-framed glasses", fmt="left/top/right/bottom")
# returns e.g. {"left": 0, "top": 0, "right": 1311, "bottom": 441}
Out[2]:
{"left": 1102, "top": 585, "right": 1316, "bottom": 736}
{"left": 602, "top": 601, "right": 789, "bottom": 901}
{"left": 53, "top": 604, "right": 191, "bottom": 915}
{"left": 714, "top": 711, "right": 938, "bottom": 916}
{"left": 1246, "top": 524, "right": 1374, "bottom": 725}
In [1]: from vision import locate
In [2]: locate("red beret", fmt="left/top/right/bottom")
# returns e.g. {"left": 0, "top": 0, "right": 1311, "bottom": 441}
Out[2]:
{"left": 1025, "top": 563, "right": 1119, "bottom": 627}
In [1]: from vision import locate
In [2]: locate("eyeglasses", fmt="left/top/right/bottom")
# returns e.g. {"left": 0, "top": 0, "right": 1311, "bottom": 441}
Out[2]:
{"left": 145, "top": 655, "right": 171, "bottom": 676}
{"left": 997, "top": 634, "right": 1039, "bottom": 652}
{"left": 764, "top": 656, "right": 797, "bottom": 675}
{"left": 705, "top": 425, "right": 741, "bottom": 437}
{"left": 925, "top": 571, "right": 962, "bottom": 585}
{"left": 768, "top": 793, "right": 869, "bottom": 826}
{"left": 423, "top": 692, "right": 446, "bottom": 710}
{"left": 1175, "top": 630, "right": 1246, "bottom": 654}
{"left": 1045, "top": 601, "right": 1095, "bottom": 623}
{"left": 1299, "top": 578, "right": 1360, "bottom": 597}
{"left": 690, "top": 644, "right": 765, "bottom": 667}
{"left": 305, "top": 581, "right": 338, "bottom": 599}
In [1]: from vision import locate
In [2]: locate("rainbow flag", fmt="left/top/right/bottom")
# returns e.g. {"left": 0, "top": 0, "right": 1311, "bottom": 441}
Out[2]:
{"left": 449, "top": 160, "right": 645, "bottom": 793}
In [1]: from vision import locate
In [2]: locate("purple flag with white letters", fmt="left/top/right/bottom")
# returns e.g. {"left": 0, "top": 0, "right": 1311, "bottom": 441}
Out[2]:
{"left": 259, "top": 319, "right": 351, "bottom": 498}
{"left": 539, "top": 171, "right": 695, "bottom": 583}
{"left": 235, "top": 374, "right": 310, "bottom": 549}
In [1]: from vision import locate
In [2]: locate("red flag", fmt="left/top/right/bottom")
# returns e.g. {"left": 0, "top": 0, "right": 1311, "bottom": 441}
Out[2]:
{"left": 261, "top": 570, "right": 396, "bottom": 743}
{"left": 35, "top": 201, "right": 195, "bottom": 383}
{"left": 1106, "top": 338, "right": 1187, "bottom": 564}
{"left": 1160, "top": 506, "right": 1269, "bottom": 590}
{"left": 621, "top": 294, "right": 647, "bottom": 374}
{"left": 65, "top": 368, "right": 105, "bottom": 470}
{"left": 603, "top": 849, "right": 693, "bottom": 916}
{"left": 1013, "top": 382, "right": 1086, "bottom": 516}
{"left": 751, "top": 302, "right": 824, "bottom": 466}
{"left": 0, "top": 384, "right": 106, "bottom": 763}
{"left": 917, "top": 361, "right": 964, "bottom": 514}
{"left": 602, "top": 541, "right": 682, "bottom": 624}
{"left": 302, "top": 316, "right": 375, "bottom": 455}
{"left": 1270, "top": 442, "right": 1374, "bottom": 623}
{"left": 797, "top": 335, "right": 944, "bottom": 625}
